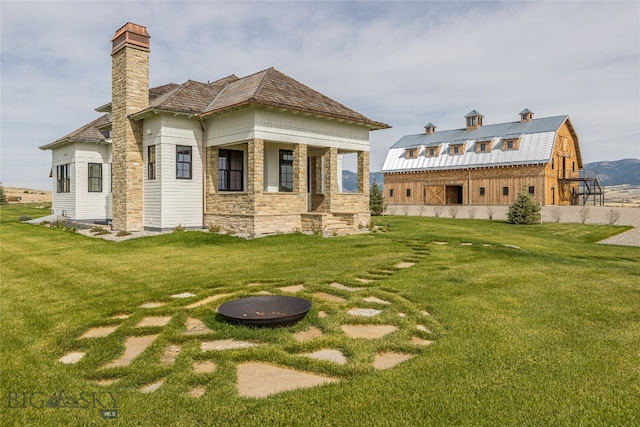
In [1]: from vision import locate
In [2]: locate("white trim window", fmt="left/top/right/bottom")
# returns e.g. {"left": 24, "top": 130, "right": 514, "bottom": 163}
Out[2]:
{"left": 88, "top": 163, "right": 102, "bottom": 192}
{"left": 57, "top": 164, "right": 70, "bottom": 193}
{"left": 176, "top": 145, "right": 192, "bottom": 179}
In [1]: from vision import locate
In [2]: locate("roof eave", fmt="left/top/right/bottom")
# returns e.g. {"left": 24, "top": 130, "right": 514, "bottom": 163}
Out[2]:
{"left": 200, "top": 100, "right": 390, "bottom": 130}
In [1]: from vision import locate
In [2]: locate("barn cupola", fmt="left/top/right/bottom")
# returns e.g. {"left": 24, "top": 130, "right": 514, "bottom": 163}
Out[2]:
{"left": 519, "top": 108, "right": 534, "bottom": 123}
{"left": 465, "top": 110, "right": 483, "bottom": 131}
{"left": 424, "top": 123, "right": 437, "bottom": 135}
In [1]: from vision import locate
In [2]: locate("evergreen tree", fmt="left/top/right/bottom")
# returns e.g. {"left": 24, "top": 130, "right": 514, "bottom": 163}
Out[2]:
{"left": 508, "top": 189, "right": 541, "bottom": 224}
{"left": 0, "top": 182, "right": 7, "bottom": 205}
{"left": 369, "top": 180, "right": 385, "bottom": 216}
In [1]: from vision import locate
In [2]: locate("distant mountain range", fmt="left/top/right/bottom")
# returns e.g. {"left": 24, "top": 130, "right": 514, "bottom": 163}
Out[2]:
{"left": 342, "top": 159, "right": 639, "bottom": 192}
{"left": 585, "top": 159, "right": 640, "bottom": 186}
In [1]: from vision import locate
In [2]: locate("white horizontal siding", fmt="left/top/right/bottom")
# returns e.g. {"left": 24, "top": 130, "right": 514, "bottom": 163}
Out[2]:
{"left": 50, "top": 144, "right": 76, "bottom": 218}
{"left": 143, "top": 115, "right": 203, "bottom": 229}
{"left": 74, "top": 143, "right": 111, "bottom": 221}
{"left": 206, "top": 107, "right": 370, "bottom": 151}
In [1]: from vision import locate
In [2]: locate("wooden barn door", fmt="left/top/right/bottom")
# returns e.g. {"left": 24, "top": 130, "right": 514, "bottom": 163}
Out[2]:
{"left": 426, "top": 186, "right": 445, "bottom": 205}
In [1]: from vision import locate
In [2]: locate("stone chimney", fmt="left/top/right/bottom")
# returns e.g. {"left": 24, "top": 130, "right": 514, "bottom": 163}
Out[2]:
{"left": 111, "top": 23, "right": 150, "bottom": 231}
{"left": 424, "top": 123, "right": 436, "bottom": 135}
{"left": 520, "top": 108, "right": 534, "bottom": 123}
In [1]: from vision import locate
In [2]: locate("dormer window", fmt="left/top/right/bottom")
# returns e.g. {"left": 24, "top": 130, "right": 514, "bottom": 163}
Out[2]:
{"left": 475, "top": 140, "right": 491, "bottom": 153}
{"left": 449, "top": 143, "right": 465, "bottom": 155}
{"left": 502, "top": 137, "right": 521, "bottom": 151}
{"left": 405, "top": 148, "right": 418, "bottom": 159}
{"left": 425, "top": 146, "right": 440, "bottom": 157}
{"left": 100, "top": 129, "right": 112, "bottom": 139}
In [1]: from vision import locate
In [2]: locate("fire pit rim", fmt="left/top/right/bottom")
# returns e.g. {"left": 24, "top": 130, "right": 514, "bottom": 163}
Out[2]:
{"left": 218, "top": 295, "right": 313, "bottom": 327}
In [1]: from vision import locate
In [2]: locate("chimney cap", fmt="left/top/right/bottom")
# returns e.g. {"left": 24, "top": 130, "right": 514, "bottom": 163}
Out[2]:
{"left": 465, "top": 109, "right": 483, "bottom": 118}
{"left": 112, "top": 22, "right": 150, "bottom": 53}
{"left": 519, "top": 108, "right": 534, "bottom": 115}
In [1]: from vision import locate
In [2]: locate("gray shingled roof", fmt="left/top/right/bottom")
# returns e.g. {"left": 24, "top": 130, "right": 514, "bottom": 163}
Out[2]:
{"left": 200, "top": 68, "right": 388, "bottom": 129}
{"left": 44, "top": 67, "right": 388, "bottom": 149}
{"left": 39, "top": 114, "right": 110, "bottom": 150}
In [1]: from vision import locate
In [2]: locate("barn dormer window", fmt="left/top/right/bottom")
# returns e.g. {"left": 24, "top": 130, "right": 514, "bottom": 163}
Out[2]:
{"left": 405, "top": 148, "right": 418, "bottom": 159}
{"left": 475, "top": 140, "right": 491, "bottom": 153}
{"left": 425, "top": 146, "right": 440, "bottom": 157}
{"left": 501, "top": 137, "right": 521, "bottom": 151}
{"left": 449, "top": 143, "right": 465, "bottom": 155}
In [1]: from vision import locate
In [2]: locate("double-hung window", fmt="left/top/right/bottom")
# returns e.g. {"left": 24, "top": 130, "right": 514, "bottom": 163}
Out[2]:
{"left": 218, "top": 149, "right": 243, "bottom": 191}
{"left": 57, "top": 164, "right": 70, "bottom": 193}
{"left": 279, "top": 150, "right": 294, "bottom": 192}
{"left": 148, "top": 145, "right": 156, "bottom": 180}
{"left": 176, "top": 146, "right": 192, "bottom": 179}
{"left": 88, "top": 163, "right": 102, "bottom": 192}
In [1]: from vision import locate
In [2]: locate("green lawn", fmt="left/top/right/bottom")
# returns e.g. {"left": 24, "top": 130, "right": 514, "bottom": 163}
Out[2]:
{"left": 1, "top": 204, "right": 639, "bottom": 426}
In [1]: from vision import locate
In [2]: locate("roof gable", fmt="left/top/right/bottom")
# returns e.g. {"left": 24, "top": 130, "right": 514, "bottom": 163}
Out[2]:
{"left": 40, "top": 114, "right": 110, "bottom": 150}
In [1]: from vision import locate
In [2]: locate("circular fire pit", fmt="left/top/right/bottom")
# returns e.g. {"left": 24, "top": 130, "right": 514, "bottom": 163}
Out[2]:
{"left": 218, "top": 296, "right": 312, "bottom": 327}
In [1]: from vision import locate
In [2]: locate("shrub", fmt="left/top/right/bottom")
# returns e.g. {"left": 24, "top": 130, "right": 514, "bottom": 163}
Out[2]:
{"left": 606, "top": 209, "right": 621, "bottom": 225}
{"left": 448, "top": 206, "right": 458, "bottom": 218}
{"left": 0, "top": 182, "right": 7, "bottom": 205}
{"left": 433, "top": 206, "right": 443, "bottom": 218}
{"left": 579, "top": 207, "right": 590, "bottom": 224}
{"left": 550, "top": 207, "right": 563, "bottom": 223}
{"left": 116, "top": 230, "right": 131, "bottom": 237}
{"left": 369, "top": 180, "right": 385, "bottom": 216}
{"left": 173, "top": 224, "right": 185, "bottom": 232}
{"left": 467, "top": 207, "right": 477, "bottom": 219}
{"left": 18, "top": 215, "right": 33, "bottom": 221}
{"left": 208, "top": 224, "right": 221, "bottom": 233}
{"left": 508, "top": 190, "right": 541, "bottom": 225}
{"left": 487, "top": 206, "right": 495, "bottom": 220}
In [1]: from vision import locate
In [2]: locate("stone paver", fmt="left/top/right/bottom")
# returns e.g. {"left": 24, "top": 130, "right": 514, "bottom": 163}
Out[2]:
{"left": 330, "top": 282, "right": 363, "bottom": 292}
{"left": 185, "top": 293, "right": 231, "bottom": 309}
{"left": 171, "top": 292, "right": 196, "bottom": 299}
{"left": 313, "top": 292, "right": 346, "bottom": 303}
{"left": 278, "top": 285, "right": 305, "bottom": 293}
{"left": 140, "top": 379, "right": 164, "bottom": 393}
{"left": 161, "top": 344, "right": 181, "bottom": 365}
{"left": 201, "top": 339, "right": 257, "bottom": 351}
{"left": 80, "top": 326, "right": 118, "bottom": 338}
{"left": 293, "top": 326, "right": 323, "bottom": 342}
{"left": 347, "top": 308, "right": 382, "bottom": 317}
{"left": 136, "top": 316, "right": 172, "bottom": 328}
{"left": 236, "top": 363, "right": 338, "bottom": 398}
{"left": 59, "top": 351, "right": 85, "bottom": 364}
{"left": 416, "top": 324, "right": 430, "bottom": 333}
{"left": 111, "top": 314, "right": 130, "bottom": 319}
{"left": 363, "top": 296, "right": 391, "bottom": 305}
{"left": 302, "top": 349, "right": 347, "bottom": 365}
{"left": 93, "top": 379, "right": 119, "bottom": 386}
{"left": 102, "top": 335, "right": 159, "bottom": 369}
{"left": 189, "top": 387, "right": 206, "bottom": 398}
{"left": 341, "top": 325, "right": 397, "bottom": 339}
{"left": 193, "top": 361, "right": 217, "bottom": 373}
{"left": 183, "top": 317, "right": 213, "bottom": 335}
{"left": 411, "top": 337, "right": 434, "bottom": 347}
{"left": 140, "top": 302, "right": 166, "bottom": 308}
{"left": 395, "top": 262, "right": 415, "bottom": 269}
{"left": 373, "top": 352, "right": 415, "bottom": 370}
{"left": 355, "top": 278, "right": 374, "bottom": 284}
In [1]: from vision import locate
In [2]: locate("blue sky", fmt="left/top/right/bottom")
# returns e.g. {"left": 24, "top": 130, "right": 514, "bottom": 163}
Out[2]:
{"left": 1, "top": 0, "right": 638, "bottom": 190}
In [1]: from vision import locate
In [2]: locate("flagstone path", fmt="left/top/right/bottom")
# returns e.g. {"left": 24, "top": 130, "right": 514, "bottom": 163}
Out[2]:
{"left": 58, "top": 241, "right": 443, "bottom": 398}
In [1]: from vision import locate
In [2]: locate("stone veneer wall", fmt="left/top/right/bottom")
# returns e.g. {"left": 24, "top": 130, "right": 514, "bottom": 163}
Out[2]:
{"left": 111, "top": 45, "right": 148, "bottom": 231}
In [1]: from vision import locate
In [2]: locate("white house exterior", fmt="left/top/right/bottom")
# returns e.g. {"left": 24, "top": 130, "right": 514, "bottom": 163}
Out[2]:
{"left": 40, "top": 22, "right": 388, "bottom": 234}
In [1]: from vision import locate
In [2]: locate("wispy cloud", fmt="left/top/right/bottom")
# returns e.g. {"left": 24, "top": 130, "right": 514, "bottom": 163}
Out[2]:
{"left": 1, "top": 1, "right": 638, "bottom": 189}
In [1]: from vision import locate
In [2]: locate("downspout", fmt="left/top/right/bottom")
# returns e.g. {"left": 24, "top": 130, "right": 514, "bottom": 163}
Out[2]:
{"left": 198, "top": 117, "right": 206, "bottom": 229}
